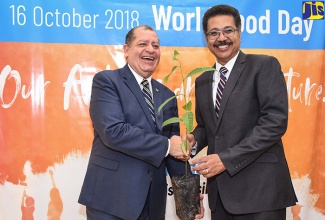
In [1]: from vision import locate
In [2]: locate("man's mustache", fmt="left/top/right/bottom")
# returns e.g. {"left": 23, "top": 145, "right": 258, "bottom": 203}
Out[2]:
{"left": 213, "top": 41, "right": 232, "bottom": 47}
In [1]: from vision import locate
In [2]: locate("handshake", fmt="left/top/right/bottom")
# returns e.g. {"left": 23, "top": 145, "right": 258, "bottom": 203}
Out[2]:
{"left": 169, "top": 134, "right": 196, "bottom": 161}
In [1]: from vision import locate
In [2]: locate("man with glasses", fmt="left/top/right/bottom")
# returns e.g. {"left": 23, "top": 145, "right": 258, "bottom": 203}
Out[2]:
{"left": 186, "top": 4, "right": 297, "bottom": 220}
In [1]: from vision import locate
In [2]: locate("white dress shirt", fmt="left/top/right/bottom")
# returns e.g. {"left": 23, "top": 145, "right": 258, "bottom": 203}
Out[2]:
{"left": 212, "top": 52, "right": 239, "bottom": 107}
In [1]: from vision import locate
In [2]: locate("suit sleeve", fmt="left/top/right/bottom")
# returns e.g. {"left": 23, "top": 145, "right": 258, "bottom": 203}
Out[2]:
{"left": 192, "top": 79, "right": 209, "bottom": 152}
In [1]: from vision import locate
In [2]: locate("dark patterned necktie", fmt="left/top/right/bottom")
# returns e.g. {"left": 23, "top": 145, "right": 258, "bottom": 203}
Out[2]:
{"left": 141, "top": 79, "right": 156, "bottom": 126}
{"left": 215, "top": 66, "right": 228, "bottom": 118}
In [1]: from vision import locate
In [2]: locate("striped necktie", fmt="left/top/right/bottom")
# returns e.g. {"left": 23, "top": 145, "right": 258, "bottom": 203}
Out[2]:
{"left": 215, "top": 66, "right": 228, "bottom": 118}
{"left": 141, "top": 79, "right": 156, "bottom": 126}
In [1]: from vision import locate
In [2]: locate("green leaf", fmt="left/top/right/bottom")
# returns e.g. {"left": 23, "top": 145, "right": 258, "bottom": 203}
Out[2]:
{"left": 182, "top": 112, "right": 194, "bottom": 132}
{"left": 163, "top": 74, "right": 171, "bottom": 83}
{"left": 181, "top": 140, "right": 190, "bottom": 156}
{"left": 172, "top": 50, "right": 180, "bottom": 61}
{"left": 186, "top": 67, "right": 216, "bottom": 79}
{"left": 162, "top": 117, "right": 182, "bottom": 128}
{"left": 182, "top": 100, "right": 192, "bottom": 112}
{"left": 164, "top": 65, "right": 178, "bottom": 83}
{"left": 158, "top": 95, "right": 179, "bottom": 115}
{"left": 171, "top": 65, "right": 178, "bottom": 73}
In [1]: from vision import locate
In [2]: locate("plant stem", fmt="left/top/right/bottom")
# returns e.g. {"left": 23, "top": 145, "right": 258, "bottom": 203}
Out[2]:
{"left": 185, "top": 157, "right": 189, "bottom": 177}
{"left": 178, "top": 57, "right": 190, "bottom": 177}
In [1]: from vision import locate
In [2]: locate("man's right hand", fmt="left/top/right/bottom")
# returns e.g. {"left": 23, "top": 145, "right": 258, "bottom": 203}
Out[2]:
{"left": 169, "top": 135, "right": 189, "bottom": 161}
{"left": 182, "top": 133, "right": 197, "bottom": 149}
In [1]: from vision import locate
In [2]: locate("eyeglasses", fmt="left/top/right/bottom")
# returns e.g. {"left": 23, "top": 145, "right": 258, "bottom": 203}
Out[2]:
{"left": 206, "top": 27, "right": 238, "bottom": 41}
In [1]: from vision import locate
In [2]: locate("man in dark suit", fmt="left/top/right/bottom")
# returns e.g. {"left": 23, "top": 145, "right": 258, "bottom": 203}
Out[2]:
{"left": 78, "top": 25, "right": 195, "bottom": 220}
{"left": 187, "top": 5, "right": 297, "bottom": 220}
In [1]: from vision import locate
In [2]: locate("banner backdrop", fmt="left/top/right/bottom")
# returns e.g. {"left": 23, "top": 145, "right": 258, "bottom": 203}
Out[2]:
{"left": 0, "top": 1, "right": 324, "bottom": 219}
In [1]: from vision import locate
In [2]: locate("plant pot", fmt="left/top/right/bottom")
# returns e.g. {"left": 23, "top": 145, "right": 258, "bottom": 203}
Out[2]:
{"left": 171, "top": 173, "right": 200, "bottom": 220}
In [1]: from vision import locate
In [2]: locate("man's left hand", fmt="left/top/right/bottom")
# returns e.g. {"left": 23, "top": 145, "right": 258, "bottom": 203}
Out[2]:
{"left": 189, "top": 154, "right": 226, "bottom": 178}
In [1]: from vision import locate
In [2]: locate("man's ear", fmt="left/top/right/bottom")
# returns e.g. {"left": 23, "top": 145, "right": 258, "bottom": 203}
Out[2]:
{"left": 123, "top": 44, "right": 129, "bottom": 53}
{"left": 123, "top": 44, "right": 129, "bottom": 60}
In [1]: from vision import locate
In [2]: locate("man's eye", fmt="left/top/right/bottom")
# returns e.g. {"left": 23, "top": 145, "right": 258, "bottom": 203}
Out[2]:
{"left": 209, "top": 31, "right": 219, "bottom": 36}
{"left": 224, "top": 29, "right": 233, "bottom": 34}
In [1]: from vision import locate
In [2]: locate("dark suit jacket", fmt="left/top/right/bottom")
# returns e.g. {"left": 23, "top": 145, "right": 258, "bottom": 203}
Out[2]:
{"left": 192, "top": 51, "right": 297, "bottom": 214}
{"left": 78, "top": 64, "right": 185, "bottom": 220}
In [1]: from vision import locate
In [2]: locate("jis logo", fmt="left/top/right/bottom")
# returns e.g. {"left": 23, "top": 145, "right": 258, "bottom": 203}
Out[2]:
{"left": 302, "top": 1, "right": 324, "bottom": 19}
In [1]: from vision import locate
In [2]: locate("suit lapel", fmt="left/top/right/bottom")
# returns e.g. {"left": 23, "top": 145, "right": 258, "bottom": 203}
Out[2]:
{"left": 152, "top": 80, "right": 163, "bottom": 133}
{"left": 216, "top": 51, "right": 246, "bottom": 127}
{"left": 205, "top": 69, "right": 219, "bottom": 127}
{"left": 122, "top": 65, "right": 157, "bottom": 132}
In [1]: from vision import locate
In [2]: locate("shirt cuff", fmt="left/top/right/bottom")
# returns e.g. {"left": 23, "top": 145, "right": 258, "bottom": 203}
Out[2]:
{"left": 166, "top": 139, "right": 170, "bottom": 157}
{"left": 191, "top": 142, "right": 198, "bottom": 157}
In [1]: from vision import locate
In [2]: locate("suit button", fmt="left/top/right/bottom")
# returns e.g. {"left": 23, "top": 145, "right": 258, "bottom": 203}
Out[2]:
{"left": 234, "top": 165, "right": 238, "bottom": 169}
{"left": 147, "top": 170, "right": 152, "bottom": 174}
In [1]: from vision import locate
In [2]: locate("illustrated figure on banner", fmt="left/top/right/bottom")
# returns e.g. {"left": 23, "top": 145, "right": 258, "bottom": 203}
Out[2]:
{"left": 78, "top": 25, "right": 203, "bottom": 220}
{"left": 47, "top": 169, "right": 63, "bottom": 220}
{"left": 187, "top": 4, "right": 298, "bottom": 220}
{"left": 21, "top": 185, "right": 35, "bottom": 220}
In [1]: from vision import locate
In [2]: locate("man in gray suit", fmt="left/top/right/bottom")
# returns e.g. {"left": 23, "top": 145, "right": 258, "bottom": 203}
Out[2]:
{"left": 187, "top": 5, "right": 297, "bottom": 220}
{"left": 78, "top": 25, "right": 200, "bottom": 220}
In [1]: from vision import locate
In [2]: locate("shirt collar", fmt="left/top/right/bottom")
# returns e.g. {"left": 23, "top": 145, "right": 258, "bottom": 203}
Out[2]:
{"left": 215, "top": 51, "right": 240, "bottom": 77}
{"left": 128, "top": 64, "right": 152, "bottom": 86}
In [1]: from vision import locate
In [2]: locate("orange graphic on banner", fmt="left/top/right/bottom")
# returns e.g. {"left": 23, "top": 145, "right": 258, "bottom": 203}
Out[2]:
{"left": 0, "top": 43, "right": 324, "bottom": 215}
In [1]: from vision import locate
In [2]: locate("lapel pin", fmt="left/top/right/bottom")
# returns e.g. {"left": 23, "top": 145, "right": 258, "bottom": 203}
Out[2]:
{"left": 156, "top": 88, "right": 159, "bottom": 92}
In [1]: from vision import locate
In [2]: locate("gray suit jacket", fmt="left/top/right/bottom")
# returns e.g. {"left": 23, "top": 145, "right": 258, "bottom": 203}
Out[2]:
{"left": 78, "top": 64, "right": 185, "bottom": 220}
{"left": 192, "top": 51, "right": 297, "bottom": 214}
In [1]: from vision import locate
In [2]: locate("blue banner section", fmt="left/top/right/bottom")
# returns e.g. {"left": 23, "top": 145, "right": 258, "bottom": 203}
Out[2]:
{"left": 0, "top": 0, "right": 324, "bottom": 49}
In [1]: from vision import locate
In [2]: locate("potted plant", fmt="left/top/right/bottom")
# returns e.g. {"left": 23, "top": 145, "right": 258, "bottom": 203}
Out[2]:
{"left": 158, "top": 50, "right": 215, "bottom": 220}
